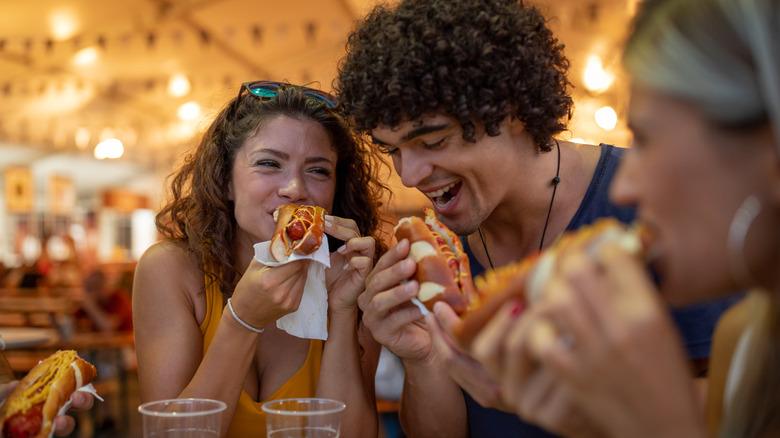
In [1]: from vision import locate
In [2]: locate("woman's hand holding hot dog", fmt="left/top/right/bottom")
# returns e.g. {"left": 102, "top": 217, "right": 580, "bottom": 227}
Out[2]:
{"left": 230, "top": 258, "right": 311, "bottom": 331}
{"left": 323, "top": 214, "right": 376, "bottom": 314}
{"left": 471, "top": 242, "right": 705, "bottom": 437}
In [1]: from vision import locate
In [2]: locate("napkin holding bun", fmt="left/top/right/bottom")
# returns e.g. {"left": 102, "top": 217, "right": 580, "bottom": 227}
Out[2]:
{"left": 253, "top": 238, "right": 331, "bottom": 340}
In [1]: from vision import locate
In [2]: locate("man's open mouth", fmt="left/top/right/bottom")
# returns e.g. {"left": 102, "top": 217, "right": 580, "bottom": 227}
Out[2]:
{"left": 427, "top": 181, "right": 461, "bottom": 208}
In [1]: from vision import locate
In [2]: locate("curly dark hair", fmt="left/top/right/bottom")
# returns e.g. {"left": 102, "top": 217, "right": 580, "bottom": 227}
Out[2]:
{"left": 156, "top": 83, "right": 389, "bottom": 296}
{"left": 335, "top": 0, "right": 573, "bottom": 152}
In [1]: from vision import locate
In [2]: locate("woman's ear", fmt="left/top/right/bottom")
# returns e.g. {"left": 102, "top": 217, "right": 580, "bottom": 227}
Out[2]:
{"left": 227, "top": 180, "right": 234, "bottom": 201}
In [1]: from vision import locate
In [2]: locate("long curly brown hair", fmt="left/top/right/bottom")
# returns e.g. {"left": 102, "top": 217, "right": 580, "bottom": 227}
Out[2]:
{"left": 156, "top": 83, "right": 389, "bottom": 296}
{"left": 335, "top": 0, "right": 573, "bottom": 152}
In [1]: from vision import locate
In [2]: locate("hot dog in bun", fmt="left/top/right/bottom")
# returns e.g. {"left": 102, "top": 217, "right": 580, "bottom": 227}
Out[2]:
{"left": 394, "top": 207, "right": 476, "bottom": 315}
{"left": 0, "top": 350, "right": 97, "bottom": 438}
{"left": 454, "top": 218, "right": 649, "bottom": 348}
{"left": 270, "top": 204, "right": 327, "bottom": 262}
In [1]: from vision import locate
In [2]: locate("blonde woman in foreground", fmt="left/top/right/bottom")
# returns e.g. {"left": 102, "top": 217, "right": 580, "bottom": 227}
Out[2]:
{"left": 471, "top": 0, "right": 780, "bottom": 436}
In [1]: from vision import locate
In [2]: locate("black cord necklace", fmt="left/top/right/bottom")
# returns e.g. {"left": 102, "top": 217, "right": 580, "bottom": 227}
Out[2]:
{"left": 478, "top": 140, "right": 561, "bottom": 269}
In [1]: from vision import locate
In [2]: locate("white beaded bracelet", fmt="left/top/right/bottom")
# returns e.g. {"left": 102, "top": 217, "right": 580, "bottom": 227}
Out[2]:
{"left": 227, "top": 298, "right": 264, "bottom": 334}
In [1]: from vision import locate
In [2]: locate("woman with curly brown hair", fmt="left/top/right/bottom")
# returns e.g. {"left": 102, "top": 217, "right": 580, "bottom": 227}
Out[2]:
{"left": 132, "top": 81, "right": 388, "bottom": 437}
{"left": 335, "top": 0, "right": 735, "bottom": 437}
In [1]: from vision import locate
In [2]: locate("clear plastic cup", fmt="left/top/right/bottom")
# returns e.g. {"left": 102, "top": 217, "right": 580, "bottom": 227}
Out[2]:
{"left": 262, "top": 398, "right": 346, "bottom": 438}
{"left": 138, "top": 398, "right": 227, "bottom": 438}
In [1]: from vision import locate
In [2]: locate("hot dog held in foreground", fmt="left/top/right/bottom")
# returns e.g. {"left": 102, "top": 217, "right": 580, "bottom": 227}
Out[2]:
{"left": 270, "top": 204, "right": 327, "bottom": 262}
{"left": 394, "top": 207, "right": 477, "bottom": 315}
{"left": 0, "top": 350, "right": 97, "bottom": 438}
{"left": 453, "top": 218, "right": 650, "bottom": 350}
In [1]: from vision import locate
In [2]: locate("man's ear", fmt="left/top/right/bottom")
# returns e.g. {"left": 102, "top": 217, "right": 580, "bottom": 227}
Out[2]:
{"left": 507, "top": 115, "right": 525, "bottom": 137}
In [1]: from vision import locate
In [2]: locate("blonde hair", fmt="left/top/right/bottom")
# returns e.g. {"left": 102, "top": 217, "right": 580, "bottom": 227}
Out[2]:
{"left": 624, "top": 0, "right": 780, "bottom": 145}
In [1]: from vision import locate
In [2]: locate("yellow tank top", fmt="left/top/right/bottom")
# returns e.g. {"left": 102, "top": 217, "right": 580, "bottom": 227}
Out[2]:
{"left": 200, "top": 278, "right": 323, "bottom": 437}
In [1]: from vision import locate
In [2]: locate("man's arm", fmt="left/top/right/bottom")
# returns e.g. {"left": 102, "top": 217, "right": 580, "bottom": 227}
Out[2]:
{"left": 359, "top": 239, "right": 471, "bottom": 437}
{"left": 400, "top": 356, "right": 468, "bottom": 437}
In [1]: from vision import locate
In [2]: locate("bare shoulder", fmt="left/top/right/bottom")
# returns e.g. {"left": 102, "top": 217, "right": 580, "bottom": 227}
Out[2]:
{"left": 134, "top": 240, "right": 203, "bottom": 302}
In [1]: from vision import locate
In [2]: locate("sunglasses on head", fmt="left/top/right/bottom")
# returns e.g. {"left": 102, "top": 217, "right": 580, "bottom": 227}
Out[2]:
{"left": 237, "top": 80, "right": 338, "bottom": 109}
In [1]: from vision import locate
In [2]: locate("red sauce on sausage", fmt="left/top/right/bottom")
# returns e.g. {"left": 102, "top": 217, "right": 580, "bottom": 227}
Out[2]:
{"left": 2, "top": 402, "right": 43, "bottom": 438}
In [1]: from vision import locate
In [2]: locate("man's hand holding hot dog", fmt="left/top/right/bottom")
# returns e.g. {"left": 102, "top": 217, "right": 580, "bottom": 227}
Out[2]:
{"left": 359, "top": 237, "right": 474, "bottom": 437}
{"left": 357, "top": 208, "right": 504, "bottom": 437}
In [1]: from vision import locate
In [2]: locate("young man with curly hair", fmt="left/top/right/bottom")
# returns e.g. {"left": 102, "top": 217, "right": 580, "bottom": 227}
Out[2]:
{"left": 336, "top": 0, "right": 735, "bottom": 436}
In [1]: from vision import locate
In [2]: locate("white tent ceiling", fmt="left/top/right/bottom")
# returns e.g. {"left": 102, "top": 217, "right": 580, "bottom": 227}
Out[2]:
{"left": 0, "top": 0, "right": 637, "bottom": 201}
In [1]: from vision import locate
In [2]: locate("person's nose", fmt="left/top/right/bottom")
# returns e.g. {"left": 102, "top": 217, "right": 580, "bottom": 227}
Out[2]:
{"left": 277, "top": 173, "right": 307, "bottom": 202}
{"left": 396, "top": 150, "right": 434, "bottom": 189}
{"left": 609, "top": 150, "right": 639, "bottom": 207}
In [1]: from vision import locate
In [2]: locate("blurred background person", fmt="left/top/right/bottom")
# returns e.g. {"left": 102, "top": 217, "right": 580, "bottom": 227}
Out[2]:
{"left": 75, "top": 269, "right": 133, "bottom": 333}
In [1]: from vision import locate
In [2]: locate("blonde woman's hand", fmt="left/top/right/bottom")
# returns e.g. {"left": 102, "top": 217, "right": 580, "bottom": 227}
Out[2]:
{"left": 427, "top": 301, "right": 510, "bottom": 410}
{"left": 506, "top": 243, "right": 704, "bottom": 438}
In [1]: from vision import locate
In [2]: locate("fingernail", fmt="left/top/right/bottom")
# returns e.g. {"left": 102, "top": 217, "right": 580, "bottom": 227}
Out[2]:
{"left": 343, "top": 262, "right": 350, "bottom": 271}
{"left": 324, "top": 215, "right": 334, "bottom": 221}
{"left": 510, "top": 300, "right": 525, "bottom": 318}
{"left": 337, "top": 245, "right": 347, "bottom": 253}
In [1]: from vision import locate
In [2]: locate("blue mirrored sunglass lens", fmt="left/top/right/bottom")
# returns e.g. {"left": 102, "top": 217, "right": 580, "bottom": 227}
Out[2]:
{"left": 245, "top": 83, "right": 336, "bottom": 108}
{"left": 249, "top": 88, "right": 277, "bottom": 98}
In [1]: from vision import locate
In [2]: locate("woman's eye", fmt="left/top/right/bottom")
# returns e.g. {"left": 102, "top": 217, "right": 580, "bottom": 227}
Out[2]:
{"left": 256, "top": 160, "right": 280, "bottom": 168}
{"left": 310, "top": 167, "right": 332, "bottom": 177}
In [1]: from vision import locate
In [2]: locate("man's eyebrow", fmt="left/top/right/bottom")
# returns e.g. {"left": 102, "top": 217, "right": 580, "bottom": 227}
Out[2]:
{"left": 401, "top": 124, "right": 450, "bottom": 142}
{"left": 371, "top": 123, "right": 451, "bottom": 146}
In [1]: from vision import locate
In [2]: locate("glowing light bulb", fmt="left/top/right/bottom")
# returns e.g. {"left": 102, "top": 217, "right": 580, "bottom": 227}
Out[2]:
{"left": 595, "top": 106, "right": 618, "bottom": 131}
{"left": 50, "top": 10, "right": 78, "bottom": 40}
{"left": 94, "top": 138, "right": 124, "bottom": 159}
{"left": 73, "top": 47, "right": 98, "bottom": 65}
{"left": 75, "top": 127, "right": 91, "bottom": 149}
{"left": 168, "top": 74, "right": 191, "bottom": 97}
{"left": 583, "top": 55, "right": 614, "bottom": 93}
{"left": 178, "top": 102, "right": 201, "bottom": 120}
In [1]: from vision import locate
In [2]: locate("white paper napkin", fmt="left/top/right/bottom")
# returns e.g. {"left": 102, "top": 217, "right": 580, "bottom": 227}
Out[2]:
{"left": 253, "top": 238, "right": 331, "bottom": 340}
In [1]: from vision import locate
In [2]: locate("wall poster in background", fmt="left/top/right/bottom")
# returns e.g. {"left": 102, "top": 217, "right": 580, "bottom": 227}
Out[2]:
{"left": 4, "top": 166, "right": 34, "bottom": 213}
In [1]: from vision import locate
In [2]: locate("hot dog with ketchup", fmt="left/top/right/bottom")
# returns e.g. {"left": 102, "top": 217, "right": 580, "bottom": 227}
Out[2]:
{"left": 453, "top": 218, "right": 649, "bottom": 349}
{"left": 270, "top": 204, "right": 327, "bottom": 262}
{"left": 0, "top": 350, "right": 97, "bottom": 438}
{"left": 394, "top": 207, "right": 476, "bottom": 315}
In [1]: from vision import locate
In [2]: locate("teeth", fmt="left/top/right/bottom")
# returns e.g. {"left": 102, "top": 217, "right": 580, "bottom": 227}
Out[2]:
{"left": 427, "top": 182, "right": 456, "bottom": 198}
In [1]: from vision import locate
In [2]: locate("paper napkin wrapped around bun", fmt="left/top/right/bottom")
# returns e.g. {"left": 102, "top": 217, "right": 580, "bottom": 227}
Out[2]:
{"left": 253, "top": 238, "right": 331, "bottom": 340}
